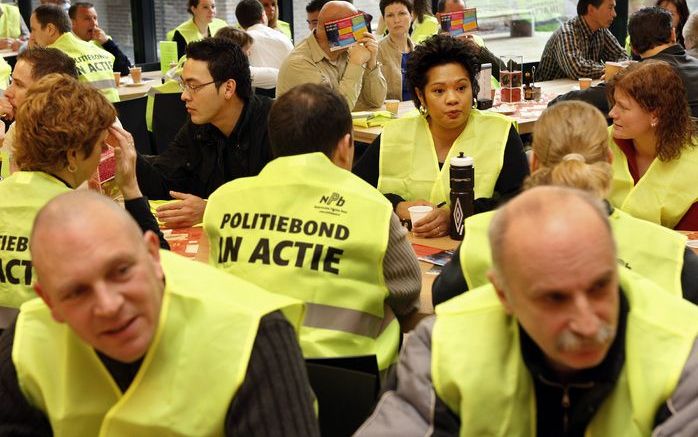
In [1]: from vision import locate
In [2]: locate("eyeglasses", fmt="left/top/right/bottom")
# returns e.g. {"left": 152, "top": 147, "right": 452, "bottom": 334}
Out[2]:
{"left": 178, "top": 78, "right": 217, "bottom": 94}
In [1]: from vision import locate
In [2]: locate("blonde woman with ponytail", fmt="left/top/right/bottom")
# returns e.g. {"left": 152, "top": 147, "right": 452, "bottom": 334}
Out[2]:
{"left": 432, "top": 100, "right": 698, "bottom": 306}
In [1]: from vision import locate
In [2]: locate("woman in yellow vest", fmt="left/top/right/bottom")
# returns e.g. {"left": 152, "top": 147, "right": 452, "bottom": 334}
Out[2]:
{"left": 353, "top": 34, "right": 528, "bottom": 238}
{"left": 432, "top": 100, "right": 697, "bottom": 307}
{"left": 0, "top": 74, "right": 165, "bottom": 327}
{"left": 169, "top": 0, "right": 228, "bottom": 58}
{"left": 608, "top": 61, "right": 698, "bottom": 230}
{"left": 410, "top": 0, "right": 439, "bottom": 44}
{"left": 378, "top": 0, "right": 415, "bottom": 101}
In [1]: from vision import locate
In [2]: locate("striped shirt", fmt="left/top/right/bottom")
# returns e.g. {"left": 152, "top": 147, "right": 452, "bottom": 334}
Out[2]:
{"left": 538, "top": 15, "right": 628, "bottom": 81}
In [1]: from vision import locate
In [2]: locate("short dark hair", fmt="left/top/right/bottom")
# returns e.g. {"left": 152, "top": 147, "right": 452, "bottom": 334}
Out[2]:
{"left": 380, "top": 0, "right": 413, "bottom": 17}
{"left": 577, "top": 0, "right": 605, "bottom": 16}
{"left": 655, "top": 0, "right": 690, "bottom": 46}
{"left": 629, "top": 7, "right": 673, "bottom": 54}
{"left": 306, "top": 0, "right": 331, "bottom": 13}
{"left": 215, "top": 26, "right": 254, "bottom": 49}
{"left": 187, "top": 0, "right": 201, "bottom": 14}
{"left": 186, "top": 37, "right": 252, "bottom": 101}
{"left": 33, "top": 4, "right": 72, "bottom": 34}
{"left": 413, "top": 0, "right": 431, "bottom": 22}
{"left": 269, "top": 83, "right": 352, "bottom": 159}
{"left": 17, "top": 47, "right": 78, "bottom": 80}
{"left": 406, "top": 34, "right": 480, "bottom": 110}
{"left": 67, "top": 2, "right": 94, "bottom": 20}
{"left": 437, "top": 0, "right": 462, "bottom": 13}
{"left": 236, "top": 0, "right": 264, "bottom": 28}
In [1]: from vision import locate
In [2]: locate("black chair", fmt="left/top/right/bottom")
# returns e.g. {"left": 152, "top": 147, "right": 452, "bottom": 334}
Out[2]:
{"left": 113, "top": 96, "right": 153, "bottom": 155}
{"left": 152, "top": 92, "right": 188, "bottom": 154}
{"left": 306, "top": 355, "right": 380, "bottom": 437}
{"left": 135, "top": 61, "right": 161, "bottom": 72}
{"left": 254, "top": 87, "right": 276, "bottom": 98}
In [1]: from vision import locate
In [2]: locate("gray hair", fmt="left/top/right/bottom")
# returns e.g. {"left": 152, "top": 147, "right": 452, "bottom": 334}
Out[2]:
{"left": 684, "top": 12, "right": 698, "bottom": 49}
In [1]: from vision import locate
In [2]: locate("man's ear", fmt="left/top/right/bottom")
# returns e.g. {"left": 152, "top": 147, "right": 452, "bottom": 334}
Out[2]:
{"left": 487, "top": 270, "right": 514, "bottom": 315}
{"left": 331, "top": 133, "right": 354, "bottom": 170}
{"left": 34, "top": 282, "right": 65, "bottom": 323}
{"left": 223, "top": 79, "right": 237, "bottom": 99}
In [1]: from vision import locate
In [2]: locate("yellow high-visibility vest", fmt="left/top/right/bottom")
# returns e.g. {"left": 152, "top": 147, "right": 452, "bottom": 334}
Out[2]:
{"left": 608, "top": 133, "right": 698, "bottom": 229}
{"left": 204, "top": 152, "right": 399, "bottom": 370}
{"left": 14, "top": 250, "right": 304, "bottom": 436}
{"left": 378, "top": 111, "right": 511, "bottom": 207}
{"left": 166, "top": 18, "right": 228, "bottom": 44}
{"left": 0, "top": 171, "right": 70, "bottom": 308}
{"left": 432, "top": 268, "right": 698, "bottom": 436}
{"left": 49, "top": 32, "right": 119, "bottom": 102}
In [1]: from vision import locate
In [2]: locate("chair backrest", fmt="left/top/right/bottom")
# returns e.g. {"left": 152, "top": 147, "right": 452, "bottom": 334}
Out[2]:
{"left": 254, "top": 87, "right": 276, "bottom": 99}
{"left": 152, "top": 92, "right": 188, "bottom": 154}
{"left": 135, "top": 61, "right": 161, "bottom": 72}
{"left": 113, "top": 96, "right": 153, "bottom": 155}
{"left": 305, "top": 355, "right": 380, "bottom": 437}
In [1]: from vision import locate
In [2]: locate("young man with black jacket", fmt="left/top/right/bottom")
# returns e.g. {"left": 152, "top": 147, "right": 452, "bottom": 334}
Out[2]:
{"left": 137, "top": 37, "right": 274, "bottom": 228}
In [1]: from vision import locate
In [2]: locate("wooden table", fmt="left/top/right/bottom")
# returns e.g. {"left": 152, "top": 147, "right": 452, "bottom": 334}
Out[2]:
{"left": 118, "top": 71, "right": 164, "bottom": 100}
{"left": 352, "top": 79, "right": 597, "bottom": 143}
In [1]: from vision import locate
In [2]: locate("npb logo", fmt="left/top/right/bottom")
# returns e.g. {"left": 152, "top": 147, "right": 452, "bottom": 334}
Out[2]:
{"left": 319, "top": 192, "right": 346, "bottom": 207}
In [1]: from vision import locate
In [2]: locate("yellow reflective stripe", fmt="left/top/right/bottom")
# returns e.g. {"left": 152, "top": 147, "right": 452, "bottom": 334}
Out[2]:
{"left": 304, "top": 302, "right": 384, "bottom": 338}
{"left": 89, "top": 78, "right": 117, "bottom": 90}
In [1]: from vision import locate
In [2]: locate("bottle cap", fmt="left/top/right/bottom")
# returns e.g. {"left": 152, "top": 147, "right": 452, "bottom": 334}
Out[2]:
{"left": 450, "top": 152, "right": 474, "bottom": 167}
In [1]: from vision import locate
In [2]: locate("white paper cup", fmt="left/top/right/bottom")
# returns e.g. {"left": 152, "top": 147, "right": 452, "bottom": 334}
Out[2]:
{"left": 385, "top": 99, "right": 400, "bottom": 115}
{"left": 408, "top": 205, "right": 433, "bottom": 227}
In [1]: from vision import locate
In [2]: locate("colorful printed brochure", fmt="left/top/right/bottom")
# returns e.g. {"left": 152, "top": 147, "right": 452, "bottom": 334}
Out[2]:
{"left": 439, "top": 8, "right": 478, "bottom": 37}
{"left": 325, "top": 12, "right": 369, "bottom": 51}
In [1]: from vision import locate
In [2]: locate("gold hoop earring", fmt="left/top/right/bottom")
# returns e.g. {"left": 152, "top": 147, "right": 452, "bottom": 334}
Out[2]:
{"left": 67, "top": 163, "right": 77, "bottom": 173}
{"left": 419, "top": 105, "right": 428, "bottom": 117}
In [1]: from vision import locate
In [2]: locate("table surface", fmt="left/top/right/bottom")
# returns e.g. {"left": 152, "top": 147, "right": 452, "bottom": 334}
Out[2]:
{"left": 0, "top": 49, "right": 18, "bottom": 59}
{"left": 352, "top": 78, "right": 599, "bottom": 144}
{"left": 118, "top": 71, "right": 164, "bottom": 100}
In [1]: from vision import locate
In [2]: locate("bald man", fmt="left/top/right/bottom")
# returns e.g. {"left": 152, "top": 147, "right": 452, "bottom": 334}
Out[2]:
{"left": 0, "top": 190, "right": 319, "bottom": 435}
{"left": 276, "top": 0, "right": 386, "bottom": 111}
{"left": 356, "top": 186, "right": 698, "bottom": 436}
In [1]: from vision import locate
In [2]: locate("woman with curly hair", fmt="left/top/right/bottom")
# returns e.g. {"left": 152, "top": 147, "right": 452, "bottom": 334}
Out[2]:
{"left": 657, "top": 0, "right": 690, "bottom": 47}
{"left": 353, "top": 34, "right": 528, "bottom": 238}
{"left": 432, "top": 100, "right": 697, "bottom": 306}
{"left": 0, "top": 74, "right": 165, "bottom": 328}
{"left": 608, "top": 60, "right": 698, "bottom": 230}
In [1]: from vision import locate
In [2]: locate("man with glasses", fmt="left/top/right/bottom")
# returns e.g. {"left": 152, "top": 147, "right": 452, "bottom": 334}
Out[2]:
{"left": 136, "top": 38, "right": 274, "bottom": 229}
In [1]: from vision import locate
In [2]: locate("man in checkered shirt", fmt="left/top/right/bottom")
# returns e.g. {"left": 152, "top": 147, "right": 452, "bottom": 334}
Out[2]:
{"left": 538, "top": 0, "right": 628, "bottom": 81}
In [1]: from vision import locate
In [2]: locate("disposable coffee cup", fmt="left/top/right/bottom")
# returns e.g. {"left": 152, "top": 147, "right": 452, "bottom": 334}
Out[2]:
{"left": 408, "top": 205, "right": 433, "bottom": 227}
{"left": 385, "top": 99, "right": 400, "bottom": 115}
{"left": 578, "top": 77, "right": 592, "bottom": 90}
{"left": 604, "top": 62, "right": 622, "bottom": 81}
{"left": 113, "top": 72, "right": 121, "bottom": 87}
{"left": 129, "top": 66, "right": 142, "bottom": 84}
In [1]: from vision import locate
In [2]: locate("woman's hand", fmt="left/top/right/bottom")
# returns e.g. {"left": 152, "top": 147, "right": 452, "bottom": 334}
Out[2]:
{"left": 396, "top": 200, "right": 451, "bottom": 238}
{"left": 411, "top": 206, "right": 450, "bottom": 238}
{"left": 108, "top": 125, "right": 142, "bottom": 200}
{"left": 395, "top": 200, "right": 432, "bottom": 221}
